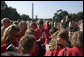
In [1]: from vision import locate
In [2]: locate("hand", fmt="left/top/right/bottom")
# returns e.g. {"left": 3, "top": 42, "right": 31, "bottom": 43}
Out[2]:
{"left": 45, "top": 44, "right": 51, "bottom": 52}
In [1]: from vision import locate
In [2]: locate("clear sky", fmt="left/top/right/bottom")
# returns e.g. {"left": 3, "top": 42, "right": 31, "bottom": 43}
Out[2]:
{"left": 5, "top": 1, "right": 83, "bottom": 19}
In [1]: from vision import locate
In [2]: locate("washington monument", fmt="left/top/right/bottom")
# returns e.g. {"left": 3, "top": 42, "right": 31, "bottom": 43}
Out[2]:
{"left": 32, "top": 3, "right": 34, "bottom": 19}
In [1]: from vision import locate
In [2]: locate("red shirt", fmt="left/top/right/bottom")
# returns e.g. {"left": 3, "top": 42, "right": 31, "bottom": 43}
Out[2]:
{"left": 17, "top": 32, "right": 24, "bottom": 42}
{"left": 1, "top": 41, "right": 18, "bottom": 54}
{"left": 57, "top": 46, "right": 83, "bottom": 56}
{"left": 66, "top": 46, "right": 83, "bottom": 56}
{"left": 31, "top": 43, "right": 40, "bottom": 56}
{"left": 34, "top": 28, "right": 51, "bottom": 45}
{"left": 45, "top": 51, "right": 53, "bottom": 56}
{"left": 1, "top": 44, "right": 8, "bottom": 54}
{"left": 44, "top": 24, "right": 51, "bottom": 31}
{"left": 45, "top": 46, "right": 62, "bottom": 56}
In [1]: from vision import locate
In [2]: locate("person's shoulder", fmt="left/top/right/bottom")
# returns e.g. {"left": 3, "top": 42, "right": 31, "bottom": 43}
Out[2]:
{"left": 34, "top": 28, "right": 38, "bottom": 32}
{"left": 57, "top": 48, "right": 65, "bottom": 56}
{"left": 1, "top": 44, "right": 7, "bottom": 47}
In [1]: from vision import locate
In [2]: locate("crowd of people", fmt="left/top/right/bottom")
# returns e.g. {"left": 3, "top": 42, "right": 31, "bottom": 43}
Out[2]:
{"left": 1, "top": 17, "right": 83, "bottom": 56}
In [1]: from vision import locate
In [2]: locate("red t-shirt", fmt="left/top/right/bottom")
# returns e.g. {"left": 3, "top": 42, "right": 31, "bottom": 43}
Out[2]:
{"left": 66, "top": 46, "right": 83, "bottom": 56}
{"left": 31, "top": 43, "right": 40, "bottom": 56}
{"left": 1, "top": 41, "right": 18, "bottom": 54}
{"left": 34, "top": 28, "right": 51, "bottom": 45}
{"left": 17, "top": 32, "right": 24, "bottom": 42}
{"left": 45, "top": 46, "right": 62, "bottom": 56}
{"left": 1, "top": 44, "right": 8, "bottom": 54}
{"left": 57, "top": 46, "right": 83, "bottom": 56}
{"left": 45, "top": 51, "right": 53, "bottom": 56}
{"left": 44, "top": 24, "right": 51, "bottom": 31}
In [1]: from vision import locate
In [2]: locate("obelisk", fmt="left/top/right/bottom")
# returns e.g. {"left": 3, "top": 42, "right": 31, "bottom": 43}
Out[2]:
{"left": 32, "top": 3, "right": 34, "bottom": 19}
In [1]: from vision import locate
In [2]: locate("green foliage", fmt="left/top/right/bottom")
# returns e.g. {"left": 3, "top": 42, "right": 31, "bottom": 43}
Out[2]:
{"left": 1, "top": 1, "right": 21, "bottom": 21}
{"left": 21, "top": 14, "right": 31, "bottom": 21}
{"left": 53, "top": 9, "right": 69, "bottom": 23}
{"left": 69, "top": 12, "right": 83, "bottom": 22}
{"left": 53, "top": 9, "right": 83, "bottom": 23}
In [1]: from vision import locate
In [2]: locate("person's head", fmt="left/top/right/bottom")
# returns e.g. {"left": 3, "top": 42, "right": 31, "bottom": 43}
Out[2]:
{"left": 79, "top": 21, "right": 83, "bottom": 31}
{"left": 24, "top": 28, "right": 34, "bottom": 36}
{"left": 19, "top": 35, "right": 36, "bottom": 55}
{"left": 59, "top": 23, "right": 65, "bottom": 30}
{"left": 30, "top": 22, "right": 37, "bottom": 29}
{"left": 71, "top": 31, "right": 83, "bottom": 47}
{"left": 1, "top": 24, "right": 20, "bottom": 44}
{"left": 18, "top": 21, "right": 27, "bottom": 33}
{"left": 56, "top": 29, "right": 69, "bottom": 46}
{"left": 37, "top": 20, "right": 44, "bottom": 30}
{"left": 49, "top": 30, "right": 60, "bottom": 50}
{"left": 49, "top": 27, "right": 58, "bottom": 35}
{"left": 1, "top": 18, "right": 11, "bottom": 28}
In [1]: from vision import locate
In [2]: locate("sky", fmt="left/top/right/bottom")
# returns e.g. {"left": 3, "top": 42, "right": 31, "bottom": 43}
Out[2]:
{"left": 5, "top": 1, "right": 83, "bottom": 19}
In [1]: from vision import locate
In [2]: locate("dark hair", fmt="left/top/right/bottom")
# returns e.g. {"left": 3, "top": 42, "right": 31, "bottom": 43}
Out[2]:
{"left": 19, "top": 35, "right": 36, "bottom": 54}
{"left": 57, "top": 29, "right": 69, "bottom": 41}
{"left": 37, "top": 20, "right": 43, "bottom": 25}
{"left": 49, "top": 27, "right": 58, "bottom": 35}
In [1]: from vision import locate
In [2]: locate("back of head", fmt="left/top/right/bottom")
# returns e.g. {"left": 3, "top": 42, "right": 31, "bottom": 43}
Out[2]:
{"left": 37, "top": 20, "right": 43, "bottom": 25}
{"left": 57, "top": 29, "right": 69, "bottom": 41}
{"left": 1, "top": 18, "right": 10, "bottom": 24}
{"left": 18, "top": 21, "right": 27, "bottom": 31}
{"left": 1, "top": 18, "right": 11, "bottom": 27}
{"left": 19, "top": 35, "right": 36, "bottom": 54}
{"left": 18, "top": 21, "right": 27, "bottom": 27}
{"left": 71, "top": 31, "right": 83, "bottom": 47}
{"left": 49, "top": 27, "right": 58, "bottom": 35}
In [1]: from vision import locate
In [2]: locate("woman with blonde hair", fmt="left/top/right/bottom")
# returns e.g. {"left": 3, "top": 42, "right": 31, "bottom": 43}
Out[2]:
{"left": 45, "top": 29, "right": 71, "bottom": 56}
{"left": 45, "top": 30, "right": 62, "bottom": 56}
{"left": 1, "top": 24, "right": 20, "bottom": 53}
{"left": 58, "top": 31, "right": 83, "bottom": 56}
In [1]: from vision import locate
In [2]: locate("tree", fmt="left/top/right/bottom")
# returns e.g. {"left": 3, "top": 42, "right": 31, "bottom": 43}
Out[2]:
{"left": 1, "top": 1, "right": 8, "bottom": 10}
{"left": 1, "top": 1, "right": 21, "bottom": 20}
{"left": 69, "top": 12, "right": 83, "bottom": 22}
{"left": 53, "top": 9, "right": 69, "bottom": 23}
{"left": 77, "top": 12, "right": 83, "bottom": 21}
{"left": 1, "top": 7, "right": 21, "bottom": 20}
{"left": 21, "top": 14, "right": 30, "bottom": 21}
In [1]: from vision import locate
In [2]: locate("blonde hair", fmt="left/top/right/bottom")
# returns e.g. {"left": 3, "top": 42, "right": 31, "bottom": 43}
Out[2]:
{"left": 71, "top": 31, "right": 83, "bottom": 47}
{"left": 24, "top": 28, "right": 34, "bottom": 36}
{"left": 1, "top": 24, "right": 20, "bottom": 44}
{"left": 49, "top": 30, "right": 60, "bottom": 50}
